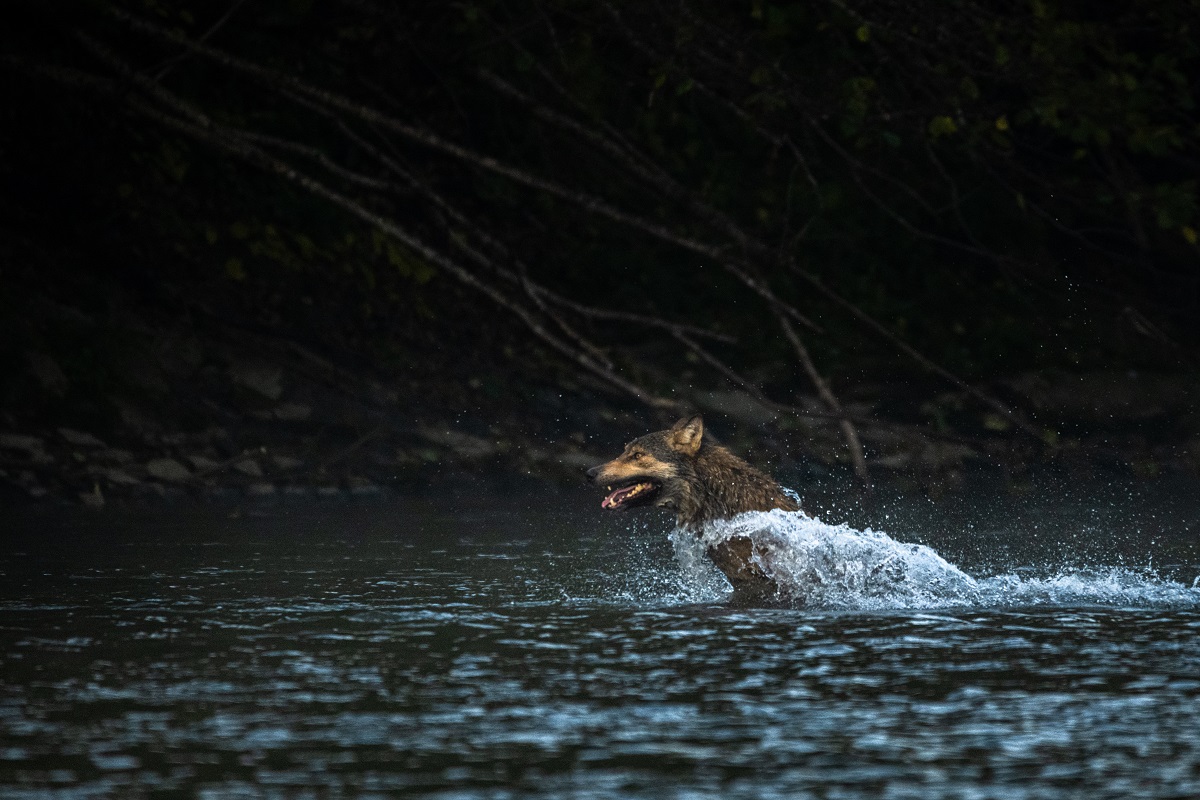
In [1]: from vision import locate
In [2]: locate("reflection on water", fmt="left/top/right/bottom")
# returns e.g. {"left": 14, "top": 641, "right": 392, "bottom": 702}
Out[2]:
{"left": 2, "top": 486, "right": 1199, "bottom": 799}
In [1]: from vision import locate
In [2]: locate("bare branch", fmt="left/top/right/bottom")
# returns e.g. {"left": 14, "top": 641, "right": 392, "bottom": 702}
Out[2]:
{"left": 75, "top": 30, "right": 678, "bottom": 411}
{"left": 107, "top": 7, "right": 823, "bottom": 335}
{"left": 150, "top": 0, "right": 248, "bottom": 83}
{"left": 779, "top": 317, "right": 871, "bottom": 486}
{"left": 784, "top": 261, "right": 1043, "bottom": 440}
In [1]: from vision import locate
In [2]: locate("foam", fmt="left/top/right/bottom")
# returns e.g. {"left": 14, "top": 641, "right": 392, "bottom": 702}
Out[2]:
{"left": 660, "top": 509, "right": 1200, "bottom": 610}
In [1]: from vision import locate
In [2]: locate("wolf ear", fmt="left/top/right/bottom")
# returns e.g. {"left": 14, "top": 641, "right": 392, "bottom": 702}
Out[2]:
{"left": 668, "top": 414, "right": 704, "bottom": 456}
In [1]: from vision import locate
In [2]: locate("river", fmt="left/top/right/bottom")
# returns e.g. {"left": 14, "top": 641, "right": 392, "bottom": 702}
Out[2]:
{"left": 2, "top": 479, "right": 1199, "bottom": 798}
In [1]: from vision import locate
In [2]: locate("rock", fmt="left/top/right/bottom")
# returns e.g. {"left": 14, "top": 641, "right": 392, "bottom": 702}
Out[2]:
{"left": 0, "top": 434, "right": 53, "bottom": 465}
{"left": 58, "top": 428, "right": 107, "bottom": 448}
{"left": 234, "top": 459, "right": 263, "bottom": 477}
{"left": 26, "top": 351, "right": 68, "bottom": 396}
{"left": 12, "top": 470, "right": 49, "bottom": 499}
{"left": 418, "top": 427, "right": 496, "bottom": 459}
{"left": 187, "top": 455, "right": 221, "bottom": 472}
{"left": 271, "top": 455, "right": 304, "bottom": 470}
{"left": 146, "top": 458, "right": 192, "bottom": 482}
{"left": 100, "top": 465, "right": 141, "bottom": 484}
{"left": 872, "top": 452, "right": 913, "bottom": 470}
{"left": 97, "top": 448, "right": 135, "bottom": 464}
{"left": 0, "top": 434, "right": 45, "bottom": 455}
{"left": 230, "top": 362, "right": 283, "bottom": 400}
{"left": 273, "top": 402, "right": 312, "bottom": 421}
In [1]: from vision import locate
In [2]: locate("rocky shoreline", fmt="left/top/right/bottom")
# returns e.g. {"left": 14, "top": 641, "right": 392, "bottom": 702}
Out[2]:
{"left": 4, "top": 252, "right": 1197, "bottom": 508}
{"left": 4, "top": 350, "right": 1196, "bottom": 508}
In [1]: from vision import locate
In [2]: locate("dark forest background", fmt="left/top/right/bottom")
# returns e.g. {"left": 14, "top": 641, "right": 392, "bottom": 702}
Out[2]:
{"left": 2, "top": 0, "right": 1198, "bottom": 503}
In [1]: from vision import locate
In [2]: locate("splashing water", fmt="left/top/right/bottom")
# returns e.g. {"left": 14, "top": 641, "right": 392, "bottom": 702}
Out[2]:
{"left": 663, "top": 509, "right": 1200, "bottom": 610}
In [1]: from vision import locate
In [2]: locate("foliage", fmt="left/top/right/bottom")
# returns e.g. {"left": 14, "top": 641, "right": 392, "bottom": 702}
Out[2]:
{"left": 3, "top": 0, "right": 1197, "bottom": 453}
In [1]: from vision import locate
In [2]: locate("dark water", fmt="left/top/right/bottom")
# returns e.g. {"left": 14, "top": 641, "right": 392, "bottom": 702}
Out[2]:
{"left": 3, "top": 485, "right": 1200, "bottom": 799}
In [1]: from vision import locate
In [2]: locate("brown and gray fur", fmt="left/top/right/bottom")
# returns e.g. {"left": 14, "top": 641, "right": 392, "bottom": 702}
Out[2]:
{"left": 587, "top": 415, "right": 801, "bottom": 599}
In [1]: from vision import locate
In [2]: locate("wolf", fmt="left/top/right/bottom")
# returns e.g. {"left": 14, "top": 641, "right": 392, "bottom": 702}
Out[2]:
{"left": 587, "top": 415, "right": 802, "bottom": 600}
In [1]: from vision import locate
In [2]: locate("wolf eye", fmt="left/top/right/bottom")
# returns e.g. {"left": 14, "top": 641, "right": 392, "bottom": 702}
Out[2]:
{"left": 631, "top": 451, "right": 646, "bottom": 460}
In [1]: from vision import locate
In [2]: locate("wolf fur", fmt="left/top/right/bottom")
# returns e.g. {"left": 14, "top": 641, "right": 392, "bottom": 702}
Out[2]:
{"left": 587, "top": 415, "right": 801, "bottom": 599}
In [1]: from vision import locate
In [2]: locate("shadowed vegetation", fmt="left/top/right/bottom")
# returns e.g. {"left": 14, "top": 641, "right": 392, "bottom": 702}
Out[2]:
{"left": 1, "top": 0, "right": 1197, "bottom": 500}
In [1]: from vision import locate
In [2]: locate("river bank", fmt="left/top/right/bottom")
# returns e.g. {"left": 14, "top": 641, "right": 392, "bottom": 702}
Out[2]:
{"left": 3, "top": 315, "right": 1196, "bottom": 508}
{"left": 4, "top": 232, "right": 1198, "bottom": 509}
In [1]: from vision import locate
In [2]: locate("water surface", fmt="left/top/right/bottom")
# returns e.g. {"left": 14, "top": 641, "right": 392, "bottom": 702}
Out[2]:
{"left": 2, "top": 486, "right": 1199, "bottom": 798}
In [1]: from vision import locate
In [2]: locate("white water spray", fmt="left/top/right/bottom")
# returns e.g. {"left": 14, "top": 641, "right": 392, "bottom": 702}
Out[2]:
{"left": 660, "top": 509, "right": 1200, "bottom": 609}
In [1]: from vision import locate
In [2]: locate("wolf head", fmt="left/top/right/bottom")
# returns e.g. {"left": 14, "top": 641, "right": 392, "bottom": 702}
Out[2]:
{"left": 585, "top": 415, "right": 705, "bottom": 512}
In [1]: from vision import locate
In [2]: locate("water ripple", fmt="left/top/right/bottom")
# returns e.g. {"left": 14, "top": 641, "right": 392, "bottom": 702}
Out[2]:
{"left": 2, "top": 502, "right": 1199, "bottom": 798}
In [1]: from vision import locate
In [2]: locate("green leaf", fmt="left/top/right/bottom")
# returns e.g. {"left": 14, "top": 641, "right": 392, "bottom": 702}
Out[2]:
{"left": 928, "top": 115, "right": 958, "bottom": 138}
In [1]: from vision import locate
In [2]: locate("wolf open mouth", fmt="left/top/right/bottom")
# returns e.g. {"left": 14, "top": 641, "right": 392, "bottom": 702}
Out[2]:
{"left": 601, "top": 479, "right": 661, "bottom": 510}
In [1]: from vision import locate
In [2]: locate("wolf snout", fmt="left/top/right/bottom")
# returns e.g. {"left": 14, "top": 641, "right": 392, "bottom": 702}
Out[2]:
{"left": 586, "top": 464, "right": 602, "bottom": 482}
